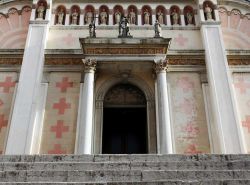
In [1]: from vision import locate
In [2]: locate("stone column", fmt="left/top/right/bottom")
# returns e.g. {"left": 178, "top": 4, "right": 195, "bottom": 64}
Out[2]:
{"left": 75, "top": 59, "right": 96, "bottom": 154}
{"left": 155, "top": 60, "right": 173, "bottom": 154}
{"left": 5, "top": 1, "right": 51, "bottom": 154}
{"left": 200, "top": 3, "right": 244, "bottom": 153}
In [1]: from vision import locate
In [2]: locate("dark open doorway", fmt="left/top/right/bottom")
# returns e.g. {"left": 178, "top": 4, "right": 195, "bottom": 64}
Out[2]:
{"left": 102, "top": 84, "right": 148, "bottom": 154}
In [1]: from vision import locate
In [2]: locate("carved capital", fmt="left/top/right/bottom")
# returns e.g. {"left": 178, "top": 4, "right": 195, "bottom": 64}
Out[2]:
{"left": 154, "top": 59, "right": 168, "bottom": 73}
{"left": 82, "top": 58, "right": 97, "bottom": 72}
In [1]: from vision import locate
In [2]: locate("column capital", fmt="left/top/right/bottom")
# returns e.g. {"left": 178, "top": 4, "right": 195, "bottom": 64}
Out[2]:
{"left": 82, "top": 58, "right": 97, "bottom": 73}
{"left": 154, "top": 59, "right": 168, "bottom": 73}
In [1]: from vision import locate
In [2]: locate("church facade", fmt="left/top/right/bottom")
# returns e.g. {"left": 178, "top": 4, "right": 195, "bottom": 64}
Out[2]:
{"left": 0, "top": 0, "right": 249, "bottom": 155}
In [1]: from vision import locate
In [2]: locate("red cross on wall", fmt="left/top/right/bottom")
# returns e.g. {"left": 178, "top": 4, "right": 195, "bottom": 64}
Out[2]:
{"left": 242, "top": 116, "right": 250, "bottom": 133}
{"left": 48, "top": 144, "right": 66, "bottom": 154}
{"left": 50, "top": 120, "right": 69, "bottom": 138}
{"left": 53, "top": 98, "right": 71, "bottom": 115}
{"left": 0, "top": 114, "right": 8, "bottom": 132}
{"left": 0, "top": 77, "right": 15, "bottom": 93}
{"left": 184, "top": 144, "right": 202, "bottom": 154}
{"left": 56, "top": 77, "right": 73, "bottom": 92}
{"left": 234, "top": 77, "right": 250, "bottom": 94}
{"left": 174, "top": 34, "right": 188, "bottom": 46}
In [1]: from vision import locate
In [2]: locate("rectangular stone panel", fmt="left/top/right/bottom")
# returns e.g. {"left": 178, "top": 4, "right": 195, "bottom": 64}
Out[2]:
{"left": 40, "top": 72, "right": 81, "bottom": 154}
{"left": 168, "top": 72, "right": 210, "bottom": 154}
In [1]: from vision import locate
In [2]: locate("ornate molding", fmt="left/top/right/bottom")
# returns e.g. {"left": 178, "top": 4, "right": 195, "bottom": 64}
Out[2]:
{"left": 45, "top": 58, "right": 82, "bottom": 65}
{"left": 168, "top": 58, "right": 205, "bottom": 65}
{"left": 82, "top": 58, "right": 97, "bottom": 72}
{"left": 0, "top": 58, "right": 22, "bottom": 65}
{"left": 228, "top": 58, "right": 250, "bottom": 65}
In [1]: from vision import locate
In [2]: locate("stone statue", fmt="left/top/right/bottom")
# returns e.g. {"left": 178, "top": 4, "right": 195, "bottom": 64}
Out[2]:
{"left": 57, "top": 8, "right": 64, "bottom": 25}
{"left": 144, "top": 9, "right": 150, "bottom": 25}
{"left": 114, "top": 10, "right": 121, "bottom": 24}
{"left": 154, "top": 20, "right": 162, "bottom": 38}
{"left": 71, "top": 9, "right": 78, "bottom": 25}
{"left": 118, "top": 17, "right": 132, "bottom": 38}
{"left": 100, "top": 9, "right": 108, "bottom": 25}
{"left": 85, "top": 11, "right": 93, "bottom": 24}
{"left": 204, "top": 4, "right": 213, "bottom": 20}
{"left": 171, "top": 9, "right": 179, "bottom": 25}
{"left": 89, "top": 21, "right": 96, "bottom": 38}
{"left": 157, "top": 10, "right": 164, "bottom": 24}
{"left": 128, "top": 8, "right": 136, "bottom": 24}
{"left": 186, "top": 11, "right": 193, "bottom": 25}
{"left": 37, "top": 3, "right": 45, "bottom": 19}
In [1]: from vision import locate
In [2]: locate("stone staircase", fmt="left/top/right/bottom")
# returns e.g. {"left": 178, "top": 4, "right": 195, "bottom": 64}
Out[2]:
{"left": 0, "top": 154, "right": 250, "bottom": 184}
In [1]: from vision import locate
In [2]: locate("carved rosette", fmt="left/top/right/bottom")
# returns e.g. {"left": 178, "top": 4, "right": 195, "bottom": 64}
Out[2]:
{"left": 82, "top": 58, "right": 97, "bottom": 72}
{"left": 154, "top": 59, "right": 168, "bottom": 73}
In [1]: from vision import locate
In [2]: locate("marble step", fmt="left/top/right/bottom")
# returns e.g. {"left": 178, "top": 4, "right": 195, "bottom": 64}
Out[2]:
{"left": 0, "top": 170, "right": 250, "bottom": 182}
{"left": 0, "top": 160, "right": 250, "bottom": 171}
{"left": 0, "top": 154, "right": 250, "bottom": 163}
{"left": 0, "top": 180, "right": 250, "bottom": 185}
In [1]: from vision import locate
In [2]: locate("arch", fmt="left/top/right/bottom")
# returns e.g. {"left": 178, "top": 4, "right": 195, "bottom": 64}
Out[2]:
{"left": 99, "top": 5, "right": 109, "bottom": 25}
{"left": 36, "top": 0, "right": 47, "bottom": 20}
{"left": 113, "top": 5, "right": 123, "bottom": 25}
{"left": 218, "top": 7, "right": 228, "bottom": 27}
{"left": 127, "top": 5, "right": 137, "bottom": 25}
{"left": 141, "top": 5, "right": 152, "bottom": 25}
{"left": 156, "top": 5, "right": 166, "bottom": 25}
{"left": 84, "top": 5, "right": 95, "bottom": 25}
{"left": 70, "top": 5, "right": 80, "bottom": 25}
{"left": 184, "top": 5, "right": 195, "bottom": 25}
{"left": 55, "top": 5, "right": 66, "bottom": 25}
{"left": 7, "top": 7, "right": 19, "bottom": 29}
{"left": 170, "top": 5, "right": 181, "bottom": 25}
{"left": 203, "top": 1, "right": 215, "bottom": 20}
{"left": 21, "top": 6, "right": 31, "bottom": 27}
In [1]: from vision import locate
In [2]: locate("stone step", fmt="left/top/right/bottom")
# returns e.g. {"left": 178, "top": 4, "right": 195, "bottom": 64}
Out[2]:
{"left": 0, "top": 154, "right": 250, "bottom": 163}
{"left": 0, "top": 160, "right": 249, "bottom": 171}
{"left": 0, "top": 180, "right": 250, "bottom": 185}
{"left": 0, "top": 170, "right": 250, "bottom": 182}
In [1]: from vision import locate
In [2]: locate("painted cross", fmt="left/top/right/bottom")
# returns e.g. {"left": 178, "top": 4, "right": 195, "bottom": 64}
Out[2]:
{"left": 183, "top": 122, "right": 200, "bottom": 136}
{"left": 174, "top": 34, "right": 188, "bottom": 46}
{"left": 0, "top": 114, "right": 8, "bottom": 132}
{"left": 234, "top": 77, "right": 250, "bottom": 94}
{"left": 50, "top": 120, "right": 69, "bottom": 138}
{"left": 0, "top": 77, "right": 15, "bottom": 93}
{"left": 56, "top": 77, "right": 73, "bottom": 92}
{"left": 178, "top": 98, "right": 196, "bottom": 114}
{"left": 63, "top": 33, "right": 75, "bottom": 46}
{"left": 48, "top": 144, "right": 66, "bottom": 154}
{"left": 184, "top": 144, "right": 202, "bottom": 154}
{"left": 53, "top": 98, "right": 71, "bottom": 115}
{"left": 242, "top": 115, "right": 250, "bottom": 133}
{"left": 177, "top": 76, "right": 194, "bottom": 93}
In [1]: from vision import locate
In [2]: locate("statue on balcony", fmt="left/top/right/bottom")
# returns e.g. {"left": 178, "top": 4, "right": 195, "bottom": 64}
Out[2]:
{"left": 118, "top": 17, "right": 132, "bottom": 38}
{"left": 89, "top": 21, "right": 96, "bottom": 38}
{"left": 204, "top": 4, "right": 213, "bottom": 20}
{"left": 71, "top": 9, "right": 78, "bottom": 25}
{"left": 37, "top": 3, "right": 45, "bottom": 19}
{"left": 154, "top": 20, "right": 162, "bottom": 38}
{"left": 57, "top": 8, "right": 64, "bottom": 25}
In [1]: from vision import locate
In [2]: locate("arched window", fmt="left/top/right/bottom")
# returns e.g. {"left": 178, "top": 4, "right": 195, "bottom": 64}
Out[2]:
{"left": 84, "top": 5, "right": 95, "bottom": 25}
{"left": 170, "top": 6, "right": 181, "bottom": 25}
{"left": 184, "top": 6, "right": 195, "bottom": 25}
{"left": 36, "top": 0, "right": 47, "bottom": 20}
{"left": 127, "top": 5, "right": 137, "bottom": 25}
{"left": 141, "top": 5, "right": 152, "bottom": 25}
{"left": 70, "top": 5, "right": 80, "bottom": 25}
{"left": 99, "top": 5, "right": 109, "bottom": 25}
{"left": 203, "top": 1, "right": 215, "bottom": 21}
{"left": 113, "top": 5, "right": 123, "bottom": 25}
{"left": 55, "top": 5, "right": 66, "bottom": 25}
{"left": 156, "top": 6, "right": 166, "bottom": 25}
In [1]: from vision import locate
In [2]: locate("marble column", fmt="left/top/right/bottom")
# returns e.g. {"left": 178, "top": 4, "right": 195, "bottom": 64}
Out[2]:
{"left": 155, "top": 60, "right": 173, "bottom": 154}
{"left": 200, "top": 8, "right": 244, "bottom": 153}
{"left": 75, "top": 59, "right": 96, "bottom": 154}
{"left": 5, "top": 3, "right": 51, "bottom": 154}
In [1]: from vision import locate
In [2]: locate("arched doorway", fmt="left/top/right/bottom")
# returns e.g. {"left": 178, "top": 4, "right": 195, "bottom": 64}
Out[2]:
{"left": 102, "top": 83, "right": 148, "bottom": 154}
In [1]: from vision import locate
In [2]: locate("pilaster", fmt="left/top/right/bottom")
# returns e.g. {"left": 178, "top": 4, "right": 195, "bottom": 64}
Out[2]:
{"left": 198, "top": 0, "right": 244, "bottom": 153}
{"left": 5, "top": 0, "right": 51, "bottom": 154}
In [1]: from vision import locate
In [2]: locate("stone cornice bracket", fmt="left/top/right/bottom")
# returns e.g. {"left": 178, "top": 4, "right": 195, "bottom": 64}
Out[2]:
{"left": 82, "top": 58, "right": 97, "bottom": 73}
{"left": 154, "top": 59, "right": 168, "bottom": 73}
